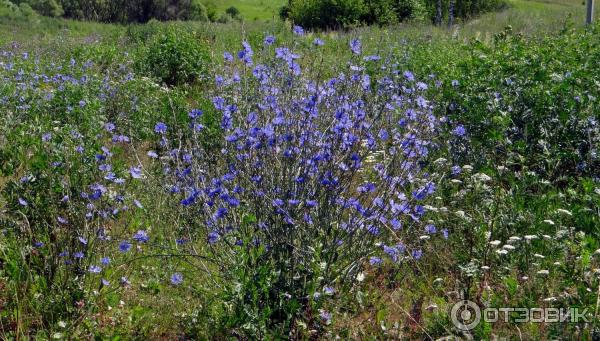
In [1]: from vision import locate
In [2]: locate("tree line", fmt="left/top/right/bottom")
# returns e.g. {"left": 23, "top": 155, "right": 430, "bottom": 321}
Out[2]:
{"left": 281, "top": 0, "right": 507, "bottom": 29}
{"left": 7, "top": 0, "right": 210, "bottom": 22}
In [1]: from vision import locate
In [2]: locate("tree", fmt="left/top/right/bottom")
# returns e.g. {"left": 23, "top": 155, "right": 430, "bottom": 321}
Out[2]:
{"left": 225, "top": 5, "right": 239, "bottom": 18}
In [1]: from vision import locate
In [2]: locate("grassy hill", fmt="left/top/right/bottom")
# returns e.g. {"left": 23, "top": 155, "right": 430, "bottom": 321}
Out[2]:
{"left": 207, "top": 0, "right": 287, "bottom": 21}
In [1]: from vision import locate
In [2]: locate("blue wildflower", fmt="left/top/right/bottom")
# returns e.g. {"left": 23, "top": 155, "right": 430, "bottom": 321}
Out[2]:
{"left": 208, "top": 231, "right": 219, "bottom": 244}
{"left": 349, "top": 39, "right": 361, "bottom": 55}
{"left": 119, "top": 241, "right": 132, "bottom": 253}
{"left": 369, "top": 256, "right": 382, "bottom": 265}
{"left": 264, "top": 35, "right": 276, "bottom": 45}
{"left": 425, "top": 224, "right": 437, "bottom": 234}
{"left": 170, "top": 272, "right": 183, "bottom": 285}
{"left": 453, "top": 124, "right": 466, "bottom": 137}
{"left": 293, "top": 25, "right": 304, "bottom": 36}
{"left": 89, "top": 265, "right": 102, "bottom": 273}
{"left": 133, "top": 230, "right": 149, "bottom": 243}
{"left": 155, "top": 122, "right": 167, "bottom": 134}
{"left": 130, "top": 166, "right": 143, "bottom": 179}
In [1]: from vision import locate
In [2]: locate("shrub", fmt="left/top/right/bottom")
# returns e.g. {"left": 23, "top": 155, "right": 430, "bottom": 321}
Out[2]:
{"left": 288, "top": 0, "right": 365, "bottom": 30}
{"left": 0, "top": 0, "right": 24, "bottom": 19}
{"left": 216, "top": 12, "right": 232, "bottom": 23}
{"left": 59, "top": 0, "right": 208, "bottom": 23}
{"left": 135, "top": 26, "right": 210, "bottom": 86}
{"left": 433, "top": 27, "right": 600, "bottom": 180}
{"left": 286, "top": 0, "right": 505, "bottom": 29}
{"left": 188, "top": 0, "right": 208, "bottom": 21}
{"left": 17, "top": 2, "right": 34, "bottom": 16}
{"left": 28, "top": 0, "right": 63, "bottom": 17}
{"left": 148, "top": 36, "right": 448, "bottom": 337}
{"left": 225, "top": 6, "right": 240, "bottom": 19}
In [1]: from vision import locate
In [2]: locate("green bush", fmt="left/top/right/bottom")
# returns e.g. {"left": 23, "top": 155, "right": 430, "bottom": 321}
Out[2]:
{"left": 286, "top": 0, "right": 505, "bottom": 29}
{"left": 59, "top": 0, "right": 208, "bottom": 23}
{"left": 0, "top": 0, "right": 24, "bottom": 19}
{"left": 188, "top": 0, "right": 208, "bottom": 21}
{"left": 135, "top": 26, "right": 210, "bottom": 86}
{"left": 29, "top": 0, "right": 62, "bottom": 17}
{"left": 18, "top": 2, "right": 35, "bottom": 16}
{"left": 225, "top": 6, "right": 240, "bottom": 19}
{"left": 288, "top": 0, "right": 365, "bottom": 30}
{"left": 436, "top": 27, "right": 600, "bottom": 180}
{"left": 216, "top": 12, "right": 232, "bottom": 23}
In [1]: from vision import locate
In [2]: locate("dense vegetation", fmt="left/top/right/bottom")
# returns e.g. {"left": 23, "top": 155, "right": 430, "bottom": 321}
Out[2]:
{"left": 2, "top": 0, "right": 211, "bottom": 22}
{"left": 0, "top": 0, "right": 599, "bottom": 339}
{"left": 1, "top": 0, "right": 505, "bottom": 25}
{"left": 283, "top": 0, "right": 506, "bottom": 29}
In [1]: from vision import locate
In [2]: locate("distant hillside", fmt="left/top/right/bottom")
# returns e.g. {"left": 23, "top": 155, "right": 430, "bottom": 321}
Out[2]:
{"left": 205, "top": 0, "right": 286, "bottom": 21}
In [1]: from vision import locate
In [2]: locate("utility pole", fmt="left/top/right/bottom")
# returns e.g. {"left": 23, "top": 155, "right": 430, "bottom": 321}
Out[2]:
{"left": 587, "top": 0, "right": 594, "bottom": 24}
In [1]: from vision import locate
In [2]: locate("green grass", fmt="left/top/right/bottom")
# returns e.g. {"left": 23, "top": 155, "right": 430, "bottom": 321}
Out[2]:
{"left": 206, "top": 0, "right": 287, "bottom": 21}
{"left": 1, "top": 1, "right": 599, "bottom": 339}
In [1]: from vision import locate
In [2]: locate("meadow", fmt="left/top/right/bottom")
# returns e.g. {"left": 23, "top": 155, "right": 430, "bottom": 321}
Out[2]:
{"left": 0, "top": 0, "right": 599, "bottom": 339}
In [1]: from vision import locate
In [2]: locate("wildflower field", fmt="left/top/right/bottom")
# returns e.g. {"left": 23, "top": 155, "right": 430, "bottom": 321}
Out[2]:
{"left": 0, "top": 0, "right": 599, "bottom": 339}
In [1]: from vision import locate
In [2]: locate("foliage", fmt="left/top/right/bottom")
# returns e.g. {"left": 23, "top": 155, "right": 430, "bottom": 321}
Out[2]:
{"left": 134, "top": 25, "right": 210, "bottom": 86}
{"left": 1, "top": 5, "right": 600, "bottom": 340}
{"left": 225, "top": 5, "right": 240, "bottom": 19}
{"left": 58, "top": 0, "right": 208, "bottom": 23}
{"left": 0, "top": 50, "right": 158, "bottom": 334}
{"left": 285, "top": 0, "right": 505, "bottom": 29}
{"left": 432, "top": 26, "right": 600, "bottom": 180}
{"left": 287, "top": 0, "right": 366, "bottom": 29}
